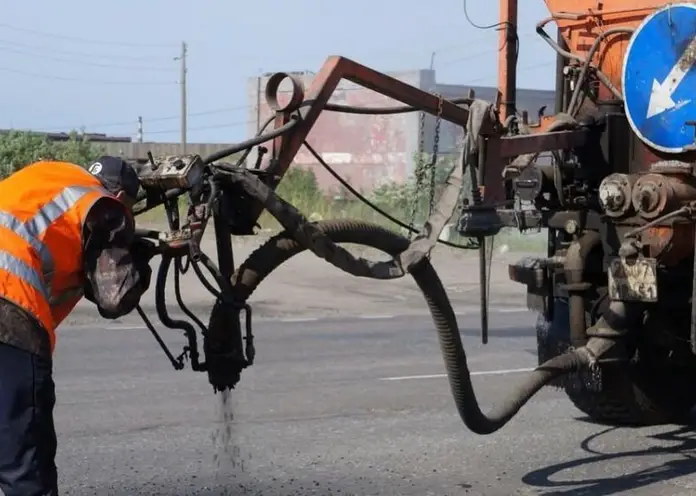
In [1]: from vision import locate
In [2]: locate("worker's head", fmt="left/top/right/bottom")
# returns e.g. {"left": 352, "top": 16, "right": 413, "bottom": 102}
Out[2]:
{"left": 86, "top": 156, "right": 140, "bottom": 209}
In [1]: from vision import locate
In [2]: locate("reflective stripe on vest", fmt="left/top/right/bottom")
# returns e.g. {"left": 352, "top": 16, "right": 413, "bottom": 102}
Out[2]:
{"left": 0, "top": 185, "right": 99, "bottom": 294}
{"left": 0, "top": 183, "right": 110, "bottom": 344}
{"left": 0, "top": 250, "right": 50, "bottom": 300}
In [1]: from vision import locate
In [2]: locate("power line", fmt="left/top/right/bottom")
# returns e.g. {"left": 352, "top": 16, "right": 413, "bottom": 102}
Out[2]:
{"left": 0, "top": 66, "right": 174, "bottom": 85}
{"left": 461, "top": 61, "right": 555, "bottom": 86}
{"left": 461, "top": 0, "right": 520, "bottom": 67}
{"left": 37, "top": 105, "right": 250, "bottom": 131}
{"left": 0, "top": 38, "right": 174, "bottom": 61}
{"left": 0, "top": 22, "right": 173, "bottom": 48}
{"left": 427, "top": 32, "right": 515, "bottom": 63}
{"left": 436, "top": 33, "right": 538, "bottom": 68}
{"left": 462, "top": 0, "right": 508, "bottom": 31}
{"left": 0, "top": 44, "right": 175, "bottom": 71}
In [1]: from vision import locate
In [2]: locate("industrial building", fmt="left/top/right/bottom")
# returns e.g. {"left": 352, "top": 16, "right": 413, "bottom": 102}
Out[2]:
{"left": 246, "top": 69, "right": 555, "bottom": 193}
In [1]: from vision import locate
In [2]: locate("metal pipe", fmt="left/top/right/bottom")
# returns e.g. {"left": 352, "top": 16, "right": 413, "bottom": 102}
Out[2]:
{"left": 498, "top": 0, "right": 518, "bottom": 121}
{"left": 563, "top": 231, "right": 602, "bottom": 348}
{"left": 477, "top": 135, "right": 489, "bottom": 345}
{"left": 554, "top": 29, "right": 568, "bottom": 114}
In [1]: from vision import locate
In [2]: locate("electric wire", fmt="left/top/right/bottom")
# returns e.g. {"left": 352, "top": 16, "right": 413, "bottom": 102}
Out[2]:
{"left": 0, "top": 65, "right": 173, "bottom": 85}
{"left": 0, "top": 38, "right": 173, "bottom": 61}
{"left": 37, "top": 105, "right": 250, "bottom": 132}
{"left": 0, "top": 44, "right": 175, "bottom": 71}
{"left": 462, "top": 0, "right": 519, "bottom": 62}
{"left": 302, "top": 139, "right": 482, "bottom": 250}
{"left": 0, "top": 22, "right": 173, "bottom": 47}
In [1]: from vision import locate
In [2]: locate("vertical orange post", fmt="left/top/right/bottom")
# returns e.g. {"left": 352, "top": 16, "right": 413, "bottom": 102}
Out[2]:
{"left": 498, "top": 0, "right": 518, "bottom": 121}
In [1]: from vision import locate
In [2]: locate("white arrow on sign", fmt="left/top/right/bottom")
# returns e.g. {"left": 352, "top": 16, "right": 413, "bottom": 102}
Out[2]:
{"left": 646, "top": 35, "right": 696, "bottom": 119}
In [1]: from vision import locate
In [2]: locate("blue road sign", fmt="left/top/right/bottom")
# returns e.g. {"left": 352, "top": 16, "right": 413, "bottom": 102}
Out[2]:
{"left": 623, "top": 3, "right": 696, "bottom": 154}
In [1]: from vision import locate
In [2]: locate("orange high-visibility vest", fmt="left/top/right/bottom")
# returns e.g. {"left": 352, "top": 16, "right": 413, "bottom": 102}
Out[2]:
{"left": 0, "top": 160, "right": 123, "bottom": 352}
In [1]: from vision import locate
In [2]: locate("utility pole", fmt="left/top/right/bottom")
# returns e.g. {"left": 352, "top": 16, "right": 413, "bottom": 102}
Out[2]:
{"left": 137, "top": 116, "right": 143, "bottom": 143}
{"left": 175, "top": 41, "right": 188, "bottom": 153}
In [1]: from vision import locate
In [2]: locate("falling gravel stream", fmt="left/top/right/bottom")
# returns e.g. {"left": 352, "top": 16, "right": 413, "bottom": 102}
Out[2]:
{"left": 211, "top": 389, "right": 257, "bottom": 494}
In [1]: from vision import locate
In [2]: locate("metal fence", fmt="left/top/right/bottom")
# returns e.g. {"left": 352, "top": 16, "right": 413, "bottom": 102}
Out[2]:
{"left": 97, "top": 142, "right": 236, "bottom": 161}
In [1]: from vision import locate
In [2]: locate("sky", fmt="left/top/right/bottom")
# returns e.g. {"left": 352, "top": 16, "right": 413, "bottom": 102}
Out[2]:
{"left": 0, "top": 0, "right": 556, "bottom": 144}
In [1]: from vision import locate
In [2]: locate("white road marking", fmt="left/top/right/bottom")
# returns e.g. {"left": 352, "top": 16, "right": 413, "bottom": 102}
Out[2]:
{"left": 379, "top": 367, "right": 536, "bottom": 381}
{"left": 278, "top": 317, "right": 320, "bottom": 323}
{"left": 359, "top": 315, "right": 395, "bottom": 319}
{"left": 495, "top": 307, "right": 530, "bottom": 313}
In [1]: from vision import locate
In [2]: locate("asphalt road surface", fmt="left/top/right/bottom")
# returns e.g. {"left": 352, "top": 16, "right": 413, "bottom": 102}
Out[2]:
{"left": 54, "top": 309, "right": 696, "bottom": 496}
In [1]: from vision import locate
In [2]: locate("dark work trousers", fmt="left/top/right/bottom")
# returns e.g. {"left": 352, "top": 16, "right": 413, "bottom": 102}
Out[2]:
{"left": 0, "top": 341, "right": 58, "bottom": 496}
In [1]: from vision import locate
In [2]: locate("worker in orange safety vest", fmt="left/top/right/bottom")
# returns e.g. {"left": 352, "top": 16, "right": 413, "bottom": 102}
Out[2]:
{"left": 0, "top": 156, "right": 155, "bottom": 495}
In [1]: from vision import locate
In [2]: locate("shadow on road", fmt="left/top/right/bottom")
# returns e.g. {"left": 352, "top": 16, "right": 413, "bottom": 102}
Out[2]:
{"left": 521, "top": 424, "right": 696, "bottom": 495}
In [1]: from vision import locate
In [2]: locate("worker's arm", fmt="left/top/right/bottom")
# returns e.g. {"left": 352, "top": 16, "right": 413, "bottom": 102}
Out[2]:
{"left": 81, "top": 198, "right": 153, "bottom": 319}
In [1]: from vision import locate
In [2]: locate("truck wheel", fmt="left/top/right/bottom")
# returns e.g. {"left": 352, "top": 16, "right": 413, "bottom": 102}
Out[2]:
{"left": 536, "top": 299, "right": 696, "bottom": 426}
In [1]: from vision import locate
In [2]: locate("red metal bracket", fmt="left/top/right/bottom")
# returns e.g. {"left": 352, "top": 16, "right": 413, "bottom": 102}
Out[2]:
{"left": 489, "top": 129, "right": 590, "bottom": 159}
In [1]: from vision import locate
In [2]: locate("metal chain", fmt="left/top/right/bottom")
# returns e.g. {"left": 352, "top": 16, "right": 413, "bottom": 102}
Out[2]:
{"left": 408, "top": 111, "right": 427, "bottom": 240}
{"left": 428, "top": 94, "right": 443, "bottom": 216}
{"left": 408, "top": 94, "right": 443, "bottom": 239}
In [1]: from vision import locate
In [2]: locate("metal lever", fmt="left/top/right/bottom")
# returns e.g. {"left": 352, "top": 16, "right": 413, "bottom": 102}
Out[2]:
{"left": 136, "top": 305, "right": 185, "bottom": 370}
{"left": 477, "top": 136, "right": 489, "bottom": 345}
{"left": 479, "top": 235, "right": 489, "bottom": 345}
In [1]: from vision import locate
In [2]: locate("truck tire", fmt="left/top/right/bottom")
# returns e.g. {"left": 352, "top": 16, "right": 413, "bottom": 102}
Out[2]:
{"left": 536, "top": 298, "right": 696, "bottom": 426}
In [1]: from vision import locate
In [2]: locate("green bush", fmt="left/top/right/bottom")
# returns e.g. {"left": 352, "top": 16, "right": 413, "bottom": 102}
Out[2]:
{"left": 0, "top": 130, "right": 105, "bottom": 178}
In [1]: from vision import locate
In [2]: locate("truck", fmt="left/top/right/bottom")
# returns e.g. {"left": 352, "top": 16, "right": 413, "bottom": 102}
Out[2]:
{"left": 130, "top": 0, "right": 696, "bottom": 435}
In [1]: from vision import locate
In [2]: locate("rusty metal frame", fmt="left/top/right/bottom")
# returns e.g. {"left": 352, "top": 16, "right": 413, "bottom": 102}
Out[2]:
{"left": 245, "top": 54, "right": 593, "bottom": 223}
{"left": 269, "top": 56, "right": 471, "bottom": 177}
{"left": 245, "top": 55, "right": 473, "bottom": 224}
{"left": 489, "top": 129, "right": 590, "bottom": 159}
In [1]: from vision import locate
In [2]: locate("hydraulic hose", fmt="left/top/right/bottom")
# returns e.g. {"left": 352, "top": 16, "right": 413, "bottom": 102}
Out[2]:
{"left": 156, "top": 255, "right": 202, "bottom": 370}
{"left": 231, "top": 219, "right": 590, "bottom": 434}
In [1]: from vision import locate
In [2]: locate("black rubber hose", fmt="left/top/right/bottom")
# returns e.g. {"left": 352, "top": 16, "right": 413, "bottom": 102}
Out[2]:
{"left": 202, "top": 117, "right": 298, "bottom": 165}
{"left": 566, "top": 27, "right": 634, "bottom": 116}
{"left": 173, "top": 257, "right": 208, "bottom": 334}
{"left": 156, "top": 255, "right": 202, "bottom": 369}
{"left": 232, "top": 219, "right": 589, "bottom": 434}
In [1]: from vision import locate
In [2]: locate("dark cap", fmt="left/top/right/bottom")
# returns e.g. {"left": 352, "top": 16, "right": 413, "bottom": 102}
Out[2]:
{"left": 87, "top": 156, "right": 140, "bottom": 200}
